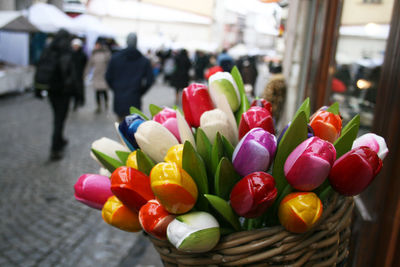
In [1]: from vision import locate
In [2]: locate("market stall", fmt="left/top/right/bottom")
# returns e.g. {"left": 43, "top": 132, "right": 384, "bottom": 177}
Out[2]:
{"left": 0, "top": 11, "right": 37, "bottom": 95}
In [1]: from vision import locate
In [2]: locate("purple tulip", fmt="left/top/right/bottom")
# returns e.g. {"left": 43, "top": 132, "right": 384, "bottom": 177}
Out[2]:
{"left": 232, "top": 128, "right": 277, "bottom": 177}
{"left": 352, "top": 133, "right": 388, "bottom": 160}
{"left": 74, "top": 174, "right": 113, "bottom": 210}
{"left": 284, "top": 137, "right": 336, "bottom": 191}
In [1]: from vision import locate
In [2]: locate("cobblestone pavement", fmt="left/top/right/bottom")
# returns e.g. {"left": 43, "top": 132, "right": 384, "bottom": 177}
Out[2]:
{"left": 0, "top": 79, "right": 176, "bottom": 267}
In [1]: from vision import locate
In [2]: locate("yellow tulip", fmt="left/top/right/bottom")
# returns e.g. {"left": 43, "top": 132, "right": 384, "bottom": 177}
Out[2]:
{"left": 150, "top": 162, "right": 198, "bottom": 214}
{"left": 164, "top": 144, "right": 184, "bottom": 169}
{"left": 102, "top": 196, "right": 142, "bottom": 232}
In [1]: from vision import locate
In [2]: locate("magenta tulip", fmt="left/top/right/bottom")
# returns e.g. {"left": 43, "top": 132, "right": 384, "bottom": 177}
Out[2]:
{"left": 284, "top": 137, "right": 336, "bottom": 191}
{"left": 74, "top": 174, "right": 113, "bottom": 210}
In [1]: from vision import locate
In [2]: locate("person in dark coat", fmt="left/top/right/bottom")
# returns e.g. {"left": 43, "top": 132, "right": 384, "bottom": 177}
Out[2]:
{"left": 105, "top": 33, "right": 154, "bottom": 121}
{"left": 70, "top": 38, "right": 87, "bottom": 110}
{"left": 36, "top": 29, "right": 77, "bottom": 160}
{"left": 171, "top": 49, "right": 191, "bottom": 105}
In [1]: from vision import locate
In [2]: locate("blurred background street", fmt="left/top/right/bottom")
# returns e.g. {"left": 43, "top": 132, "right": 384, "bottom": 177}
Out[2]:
{"left": 0, "top": 81, "right": 173, "bottom": 267}
{"left": 1, "top": 0, "right": 399, "bottom": 266}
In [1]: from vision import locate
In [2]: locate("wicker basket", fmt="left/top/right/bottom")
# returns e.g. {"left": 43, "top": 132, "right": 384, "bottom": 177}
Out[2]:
{"left": 148, "top": 194, "right": 354, "bottom": 266}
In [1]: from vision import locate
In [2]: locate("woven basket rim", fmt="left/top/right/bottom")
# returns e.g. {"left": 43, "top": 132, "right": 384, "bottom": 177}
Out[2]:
{"left": 148, "top": 193, "right": 354, "bottom": 266}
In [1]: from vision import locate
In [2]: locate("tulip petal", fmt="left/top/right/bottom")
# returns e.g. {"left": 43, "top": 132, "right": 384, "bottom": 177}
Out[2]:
{"left": 176, "top": 110, "right": 195, "bottom": 147}
{"left": 210, "top": 90, "right": 239, "bottom": 144}
{"left": 135, "top": 120, "right": 179, "bottom": 163}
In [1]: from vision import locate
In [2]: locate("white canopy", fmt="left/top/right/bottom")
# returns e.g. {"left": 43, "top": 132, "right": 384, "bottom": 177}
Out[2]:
{"left": 27, "top": 3, "right": 80, "bottom": 33}
{"left": 0, "top": 11, "right": 38, "bottom": 32}
{"left": 72, "top": 14, "right": 115, "bottom": 38}
{"left": 88, "top": 0, "right": 212, "bottom": 25}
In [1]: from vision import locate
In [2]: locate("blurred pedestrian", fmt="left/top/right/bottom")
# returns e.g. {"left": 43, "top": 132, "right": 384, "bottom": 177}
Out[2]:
{"left": 70, "top": 38, "right": 87, "bottom": 110}
{"left": 237, "top": 55, "right": 258, "bottom": 97}
{"left": 85, "top": 40, "right": 111, "bottom": 113}
{"left": 217, "top": 49, "right": 234, "bottom": 72}
{"left": 194, "top": 50, "right": 209, "bottom": 82}
{"left": 105, "top": 33, "right": 154, "bottom": 121}
{"left": 34, "top": 29, "right": 78, "bottom": 161}
{"left": 171, "top": 49, "right": 191, "bottom": 105}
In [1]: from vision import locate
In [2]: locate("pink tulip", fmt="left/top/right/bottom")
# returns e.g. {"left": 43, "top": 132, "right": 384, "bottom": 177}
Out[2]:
{"left": 153, "top": 107, "right": 180, "bottom": 142}
{"left": 74, "top": 174, "right": 113, "bottom": 210}
{"left": 284, "top": 137, "right": 336, "bottom": 191}
{"left": 352, "top": 133, "right": 388, "bottom": 160}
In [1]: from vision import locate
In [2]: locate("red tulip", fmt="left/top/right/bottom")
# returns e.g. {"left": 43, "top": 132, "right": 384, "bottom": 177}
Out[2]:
{"left": 328, "top": 146, "right": 382, "bottom": 196}
{"left": 182, "top": 83, "right": 214, "bottom": 127}
{"left": 230, "top": 172, "right": 277, "bottom": 218}
{"left": 250, "top": 98, "right": 272, "bottom": 115}
{"left": 110, "top": 166, "right": 155, "bottom": 212}
{"left": 139, "top": 199, "right": 175, "bottom": 240}
{"left": 310, "top": 110, "right": 342, "bottom": 143}
{"left": 239, "top": 106, "right": 275, "bottom": 139}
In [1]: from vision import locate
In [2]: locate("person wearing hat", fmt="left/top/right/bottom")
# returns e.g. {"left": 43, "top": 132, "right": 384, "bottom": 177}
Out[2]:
{"left": 70, "top": 38, "right": 87, "bottom": 110}
{"left": 105, "top": 33, "right": 154, "bottom": 121}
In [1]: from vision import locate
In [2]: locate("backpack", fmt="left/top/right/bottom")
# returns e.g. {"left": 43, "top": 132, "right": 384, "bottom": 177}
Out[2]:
{"left": 34, "top": 48, "right": 59, "bottom": 91}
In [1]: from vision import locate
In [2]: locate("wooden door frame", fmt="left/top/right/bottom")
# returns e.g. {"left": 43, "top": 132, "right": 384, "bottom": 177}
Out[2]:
{"left": 301, "top": 0, "right": 399, "bottom": 265}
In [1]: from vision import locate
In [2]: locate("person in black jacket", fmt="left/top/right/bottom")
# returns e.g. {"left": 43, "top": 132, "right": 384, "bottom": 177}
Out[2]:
{"left": 36, "top": 29, "right": 77, "bottom": 160}
{"left": 105, "top": 33, "right": 154, "bottom": 121}
{"left": 171, "top": 49, "right": 191, "bottom": 105}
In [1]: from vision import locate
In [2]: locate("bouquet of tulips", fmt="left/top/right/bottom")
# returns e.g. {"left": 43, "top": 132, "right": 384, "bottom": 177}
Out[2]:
{"left": 74, "top": 66, "right": 388, "bottom": 253}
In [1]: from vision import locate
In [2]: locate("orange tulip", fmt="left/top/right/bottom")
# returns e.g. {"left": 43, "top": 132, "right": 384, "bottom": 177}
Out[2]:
{"left": 150, "top": 162, "right": 198, "bottom": 214}
{"left": 278, "top": 192, "right": 323, "bottom": 233}
{"left": 310, "top": 110, "right": 342, "bottom": 143}
{"left": 102, "top": 196, "right": 141, "bottom": 232}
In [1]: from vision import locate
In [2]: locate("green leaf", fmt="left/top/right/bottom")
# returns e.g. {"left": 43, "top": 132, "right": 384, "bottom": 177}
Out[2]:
{"left": 326, "top": 102, "right": 340, "bottom": 115}
{"left": 272, "top": 111, "right": 308, "bottom": 195}
{"left": 341, "top": 114, "right": 360, "bottom": 137}
{"left": 115, "top": 150, "right": 131, "bottom": 164}
{"left": 91, "top": 149, "right": 123, "bottom": 173}
{"left": 211, "top": 132, "right": 224, "bottom": 175}
{"left": 220, "top": 134, "right": 235, "bottom": 161}
{"left": 129, "top": 106, "right": 149, "bottom": 120}
{"left": 293, "top": 97, "right": 311, "bottom": 122}
{"left": 334, "top": 115, "right": 360, "bottom": 159}
{"left": 149, "top": 104, "right": 163, "bottom": 117}
{"left": 204, "top": 194, "right": 241, "bottom": 231}
{"left": 214, "top": 157, "right": 241, "bottom": 200}
{"left": 196, "top": 128, "right": 213, "bottom": 175}
{"left": 182, "top": 141, "right": 209, "bottom": 211}
{"left": 231, "top": 66, "right": 250, "bottom": 124}
{"left": 136, "top": 149, "right": 155, "bottom": 176}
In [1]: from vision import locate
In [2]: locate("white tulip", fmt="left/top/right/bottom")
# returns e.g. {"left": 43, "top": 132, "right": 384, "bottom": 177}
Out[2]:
{"left": 135, "top": 120, "right": 179, "bottom": 163}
